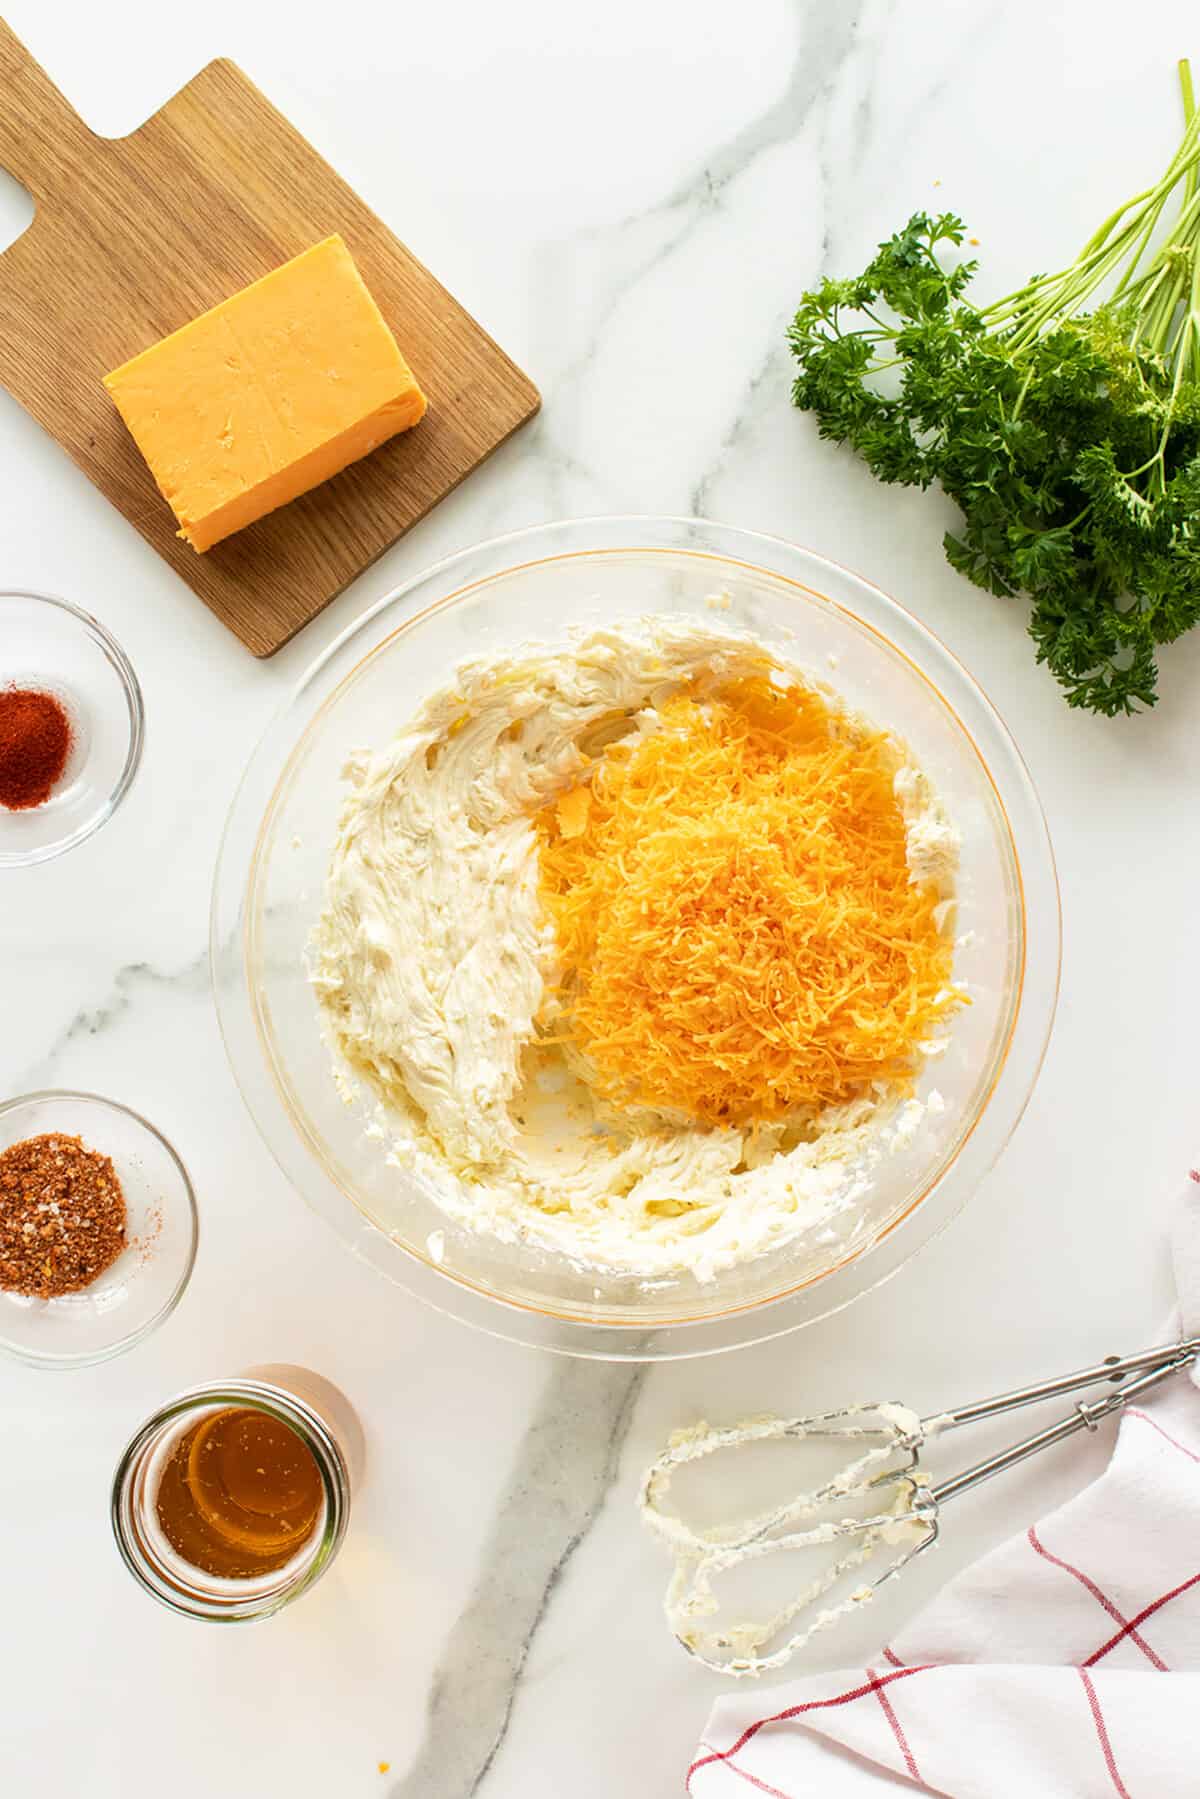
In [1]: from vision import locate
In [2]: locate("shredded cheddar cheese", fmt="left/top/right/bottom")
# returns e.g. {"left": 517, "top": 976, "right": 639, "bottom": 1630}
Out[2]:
{"left": 555, "top": 784, "right": 592, "bottom": 840}
{"left": 535, "top": 675, "right": 960, "bottom": 1128}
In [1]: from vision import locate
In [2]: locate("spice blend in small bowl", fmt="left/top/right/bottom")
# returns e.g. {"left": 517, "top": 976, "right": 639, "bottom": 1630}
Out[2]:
{"left": 0, "top": 1093, "right": 197, "bottom": 1368}
{"left": 0, "top": 1132, "right": 127, "bottom": 1298}
{"left": 0, "top": 686, "right": 73, "bottom": 811}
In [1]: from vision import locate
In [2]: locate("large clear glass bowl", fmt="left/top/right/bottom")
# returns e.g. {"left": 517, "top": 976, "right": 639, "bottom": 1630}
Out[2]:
{"left": 212, "top": 518, "right": 1059, "bottom": 1359}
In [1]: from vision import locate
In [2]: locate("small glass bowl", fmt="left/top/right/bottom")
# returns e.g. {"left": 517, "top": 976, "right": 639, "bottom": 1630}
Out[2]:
{"left": 0, "top": 591, "right": 144, "bottom": 867}
{"left": 0, "top": 1092, "right": 198, "bottom": 1368}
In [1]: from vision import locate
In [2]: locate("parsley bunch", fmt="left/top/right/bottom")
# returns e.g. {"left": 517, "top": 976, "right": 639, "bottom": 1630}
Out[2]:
{"left": 789, "top": 62, "right": 1200, "bottom": 713}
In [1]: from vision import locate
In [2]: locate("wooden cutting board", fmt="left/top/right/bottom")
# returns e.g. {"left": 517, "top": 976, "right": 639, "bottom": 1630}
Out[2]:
{"left": 0, "top": 21, "right": 540, "bottom": 655}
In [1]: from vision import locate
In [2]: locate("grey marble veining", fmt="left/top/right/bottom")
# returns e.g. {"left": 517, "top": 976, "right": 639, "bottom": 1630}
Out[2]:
{"left": 529, "top": 5, "right": 871, "bottom": 517}
{"left": 390, "top": 1361, "right": 644, "bottom": 1799}
{"left": 15, "top": 952, "right": 211, "bottom": 1090}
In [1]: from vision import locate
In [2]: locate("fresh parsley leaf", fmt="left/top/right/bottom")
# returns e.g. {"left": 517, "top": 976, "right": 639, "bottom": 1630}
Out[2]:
{"left": 788, "top": 71, "right": 1200, "bottom": 714}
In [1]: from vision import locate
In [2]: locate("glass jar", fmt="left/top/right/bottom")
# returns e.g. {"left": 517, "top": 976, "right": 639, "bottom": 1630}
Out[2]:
{"left": 111, "top": 1366, "right": 361, "bottom": 1621}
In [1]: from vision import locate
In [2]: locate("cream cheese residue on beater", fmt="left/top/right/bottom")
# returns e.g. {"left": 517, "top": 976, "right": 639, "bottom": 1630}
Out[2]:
{"left": 638, "top": 1404, "right": 933, "bottom": 1677}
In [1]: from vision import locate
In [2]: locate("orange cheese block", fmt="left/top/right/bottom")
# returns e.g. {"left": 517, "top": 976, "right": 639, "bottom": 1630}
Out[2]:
{"left": 102, "top": 235, "right": 427, "bottom": 552}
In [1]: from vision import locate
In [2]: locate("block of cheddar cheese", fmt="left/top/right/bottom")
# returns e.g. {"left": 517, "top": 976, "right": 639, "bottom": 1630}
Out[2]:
{"left": 103, "top": 235, "right": 426, "bottom": 553}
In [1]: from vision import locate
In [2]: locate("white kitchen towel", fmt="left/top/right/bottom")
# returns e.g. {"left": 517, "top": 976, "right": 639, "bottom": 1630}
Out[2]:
{"left": 689, "top": 1168, "right": 1200, "bottom": 1798}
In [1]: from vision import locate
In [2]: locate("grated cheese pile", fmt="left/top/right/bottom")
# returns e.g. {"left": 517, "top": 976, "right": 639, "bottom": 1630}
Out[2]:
{"left": 535, "top": 675, "right": 961, "bottom": 1129}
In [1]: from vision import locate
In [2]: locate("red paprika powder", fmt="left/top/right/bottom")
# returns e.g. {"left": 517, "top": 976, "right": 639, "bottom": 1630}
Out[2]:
{"left": 0, "top": 687, "right": 72, "bottom": 810}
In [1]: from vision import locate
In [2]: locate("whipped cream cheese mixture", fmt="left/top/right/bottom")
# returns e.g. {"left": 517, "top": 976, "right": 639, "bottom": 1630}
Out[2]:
{"left": 309, "top": 617, "right": 961, "bottom": 1280}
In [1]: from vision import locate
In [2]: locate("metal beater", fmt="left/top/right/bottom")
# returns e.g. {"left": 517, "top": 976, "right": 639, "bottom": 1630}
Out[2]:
{"left": 640, "top": 1336, "right": 1199, "bottom": 1676}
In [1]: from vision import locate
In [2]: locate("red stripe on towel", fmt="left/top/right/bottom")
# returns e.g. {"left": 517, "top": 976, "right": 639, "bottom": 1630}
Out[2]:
{"left": 686, "top": 1664, "right": 933, "bottom": 1786}
{"left": 1079, "top": 1668, "right": 1132, "bottom": 1797}
{"left": 1028, "top": 1525, "right": 1167, "bottom": 1669}
{"left": 868, "top": 1665, "right": 921, "bottom": 1780}
{"left": 1085, "top": 1571, "right": 1200, "bottom": 1667}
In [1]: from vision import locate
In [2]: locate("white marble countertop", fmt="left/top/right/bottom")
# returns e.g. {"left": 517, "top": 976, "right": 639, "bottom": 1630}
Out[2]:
{"left": 4, "top": 1, "right": 1200, "bottom": 1792}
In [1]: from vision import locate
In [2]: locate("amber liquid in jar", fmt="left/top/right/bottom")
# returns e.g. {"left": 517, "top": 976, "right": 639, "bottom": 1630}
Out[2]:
{"left": 154, "top": 1407, "right": 324, "bottom": 1579}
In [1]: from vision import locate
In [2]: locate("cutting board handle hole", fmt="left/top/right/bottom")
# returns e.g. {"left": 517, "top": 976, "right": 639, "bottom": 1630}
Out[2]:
{"left": 0, "top": 167, "right": 35, "bottom": 253}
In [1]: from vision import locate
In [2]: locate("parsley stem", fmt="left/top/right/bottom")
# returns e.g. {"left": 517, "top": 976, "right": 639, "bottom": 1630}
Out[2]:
{"left": 1181, "top": 59, "right": 1197, "bottom": 179}
{"left": 982, "top": 72, "right": 1200, "bottom": 360}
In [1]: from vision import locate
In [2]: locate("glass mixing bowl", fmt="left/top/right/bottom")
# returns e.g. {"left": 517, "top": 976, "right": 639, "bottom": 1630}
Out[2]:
{"left": 212, "top": 518, "right": 1059, "bottom": 1359}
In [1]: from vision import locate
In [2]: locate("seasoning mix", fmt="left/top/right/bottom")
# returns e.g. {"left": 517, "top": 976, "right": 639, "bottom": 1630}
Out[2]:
{"left": 0, "top": 1132, "right": 127, "bottom": 1298}
{"left": 0, "top": 686, "right": 72, "bottom": 811}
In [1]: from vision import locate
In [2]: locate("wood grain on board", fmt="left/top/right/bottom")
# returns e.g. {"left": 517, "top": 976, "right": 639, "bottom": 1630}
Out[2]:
{"left": 0, "top": 20, "right": 540, "bottom": 654}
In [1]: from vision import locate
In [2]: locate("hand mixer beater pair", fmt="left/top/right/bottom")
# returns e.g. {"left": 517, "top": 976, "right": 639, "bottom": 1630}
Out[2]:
{"left": 640, "top": 1335, "right": 1199, "bottom": 1676}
